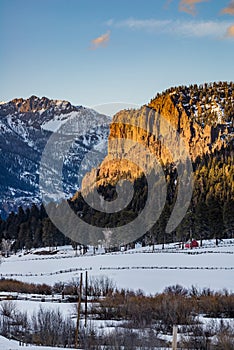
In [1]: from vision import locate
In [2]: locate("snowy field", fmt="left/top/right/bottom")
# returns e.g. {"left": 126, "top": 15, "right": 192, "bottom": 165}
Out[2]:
{"left": 0, "top": 240, "right": 234, "bottom": 349}
{"left": 0, "top": 335, "right": 74, "bottom": 350}
{"left": 1, "top": 239, "right": 234, "bottom": 294}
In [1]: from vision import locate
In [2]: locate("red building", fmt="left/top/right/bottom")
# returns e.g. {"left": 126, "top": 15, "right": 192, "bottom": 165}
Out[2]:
{"left": 185, "top": 239, "right": 199, "bottom": 249}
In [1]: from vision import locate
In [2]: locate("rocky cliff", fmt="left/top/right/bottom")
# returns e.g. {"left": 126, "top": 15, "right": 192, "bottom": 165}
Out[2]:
{"left": 81, "top": 82, "right": 234, "bottom": 192}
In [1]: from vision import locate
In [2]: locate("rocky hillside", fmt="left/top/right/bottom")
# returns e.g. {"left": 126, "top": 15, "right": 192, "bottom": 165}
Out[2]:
{"left": 81, "top": 82, "right": 234, "bottom": 191}
{"left": 1, "top": 83, "right": 233, "bottom": 248}
{"left": 70, "top": 82, "right": 233, "bottom": 245}
{"left": 0, "top": 96, "right": 110, "bottom": 217}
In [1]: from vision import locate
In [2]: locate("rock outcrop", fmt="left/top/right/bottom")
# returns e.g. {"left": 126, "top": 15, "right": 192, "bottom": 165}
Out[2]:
{"left": 81, "top": 82, "right": 233, "bottom": 192}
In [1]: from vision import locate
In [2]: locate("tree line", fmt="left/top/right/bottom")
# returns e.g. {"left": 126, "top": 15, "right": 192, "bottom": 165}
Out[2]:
{"left": 0, "top": 138, "right": 233, "bottom": 253}
{"left": 0, "top": 203, "right": 70, "bottom": 254}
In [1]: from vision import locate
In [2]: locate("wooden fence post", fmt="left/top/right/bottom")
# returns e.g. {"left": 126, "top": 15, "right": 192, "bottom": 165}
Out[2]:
{"left": 85, "top": 270, "right": 88, "bottom": 327}
{"left": 172, "top": 325, "right": 178, "bottom": 350}
{"left": 75, "top": 272, "right": 83, "bottom": 348}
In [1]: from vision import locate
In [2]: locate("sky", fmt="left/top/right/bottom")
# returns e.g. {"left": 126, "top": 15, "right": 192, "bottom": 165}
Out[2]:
{"left": 0, "top": 0, "right": 234, "bottom": 114}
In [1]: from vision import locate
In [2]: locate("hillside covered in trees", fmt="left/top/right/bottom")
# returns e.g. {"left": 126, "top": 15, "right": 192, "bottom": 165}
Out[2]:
{"left": 151, "top": 81, "right": 234, "bottom": 127}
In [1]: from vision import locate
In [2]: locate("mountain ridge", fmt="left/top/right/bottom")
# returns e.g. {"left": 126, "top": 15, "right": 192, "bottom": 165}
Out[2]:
{"left": 0, "top": 96, "right": 110, "bottom": 217}
{"left": 0, "top": 83, "right": 233, "bottom": 248}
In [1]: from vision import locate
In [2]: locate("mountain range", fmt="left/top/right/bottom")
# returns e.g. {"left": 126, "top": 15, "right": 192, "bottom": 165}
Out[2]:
{"left": 1, "top": 82, "right": 233, "bottom": 222}
{"left": 0, "top": 82, "right": 233, "bottom": 248}
{"left": 0, "top": 96, "right": 110, "bottom": 217}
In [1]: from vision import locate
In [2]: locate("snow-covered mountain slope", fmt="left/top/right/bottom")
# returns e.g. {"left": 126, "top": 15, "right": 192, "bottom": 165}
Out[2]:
{"left": 0, "top": 96, "right": 111, "bottom": 217}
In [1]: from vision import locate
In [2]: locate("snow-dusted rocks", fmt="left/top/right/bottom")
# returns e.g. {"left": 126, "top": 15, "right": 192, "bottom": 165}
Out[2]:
{"left": 0, "top": 96, "right": 110, "bottom": 217}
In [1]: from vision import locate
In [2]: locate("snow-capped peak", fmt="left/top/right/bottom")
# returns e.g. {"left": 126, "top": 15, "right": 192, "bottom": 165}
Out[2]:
{"left": 0, "top": 95, "right": 111, "bottom": 217}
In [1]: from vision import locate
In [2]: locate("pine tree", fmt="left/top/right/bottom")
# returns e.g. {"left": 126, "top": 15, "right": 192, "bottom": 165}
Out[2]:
{"left": 223, "top": 200, "right": 234, "bottom": 238}
{"left": 194, "top": 202, "right": 209, "bottom": 245}
{"left": 206, "top": 197, "right": 224, "bottom": 244}
{"left": 42, "top": 218, "right": 57, "bottom": 250}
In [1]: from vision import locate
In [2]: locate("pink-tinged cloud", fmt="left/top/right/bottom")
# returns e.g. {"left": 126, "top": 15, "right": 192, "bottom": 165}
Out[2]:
{"left": 226, "top": 24, "right": 234, "bottom": 37}
{"left": 179, "top": 0, "right": 209, "bottom": 16}
{"left": 90, "top": 31, "right": 110, "bottom": 50}
{"left": 222, "top": 1, "right": 234, "bottom": 15}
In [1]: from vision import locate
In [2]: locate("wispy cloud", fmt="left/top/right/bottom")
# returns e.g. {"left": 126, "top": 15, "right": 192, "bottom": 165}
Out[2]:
{"left": 222, "top": 1, "right": 234, "bottom": 15}
{"left": 226, "top": 24, "right": 234, "bottom": 37}
{"left": 90, "top": 31, "right": 110, "bottom": 50}
{"left": 116, "top": 19, "right": 171, "bottom": 31}
{"left": 109, "top": 18, "right": 232, "bottom": 39}
{"left": 179, "top": 0, "right": 209, "bottom": 16}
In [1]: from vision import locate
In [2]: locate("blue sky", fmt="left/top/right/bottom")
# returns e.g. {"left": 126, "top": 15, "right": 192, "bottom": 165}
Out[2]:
{"left": 0, "top": 0, "right": 234, "bottom": 112}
